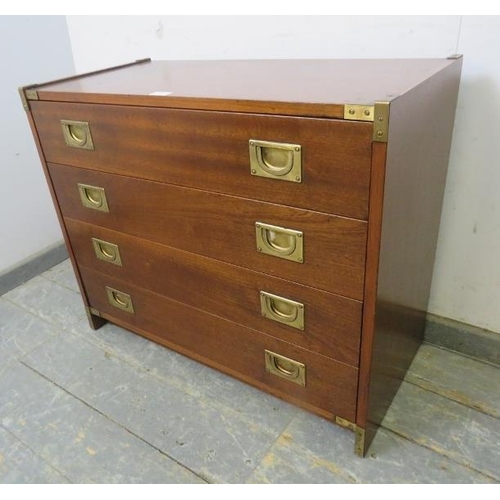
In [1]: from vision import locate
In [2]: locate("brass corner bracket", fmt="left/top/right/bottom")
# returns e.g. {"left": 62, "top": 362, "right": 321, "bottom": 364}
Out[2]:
{"left": 85, "top": 306, "right": 107, "bottom": 330}
{"left": 333, "top": 416, "right": 366, "bottom": 457}
{"left": 26, "top": 89, "right": 39, "bottom": 100}
{"left": 334, "top": 416, "right": 356, "bottom": 431}
{"left": 17, "top": 58, "right": 151, "bottom": 112}
{"left": 343, "top": 104, "right": 374, "bottom": 122}
{"left": 373, "top": 101, "right": 390, "bottom": 143}
{"left": 447, "top": 54, "right": 463, "bottom": 60}
{"left": 355, "top": 427, "right": 366, "bottom": 457}
{"left": 18, "top": 87, "right": 28, "bottom": 110}
{"left": 343, "top": 102, "right": 390, "bottom": 143}
{"left": 86, "top": 306, "right": 102, "bottom": 318}
{"left": 18, "top": 86, "right": 39, "bottom": 111}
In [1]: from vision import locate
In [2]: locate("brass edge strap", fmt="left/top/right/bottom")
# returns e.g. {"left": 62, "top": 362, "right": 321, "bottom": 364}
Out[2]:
{"left": 87, "top": 306, "right": 102, "bottom": 317}
{"left": 19, "top": 57, "right": 151, "bottom": 100}
{"left": 343, "top": 102, "right": 390, "bottom": 142}
{"left": 373, "top": 101, "right": 390, "bottom": 143}
{"left": 354, "top": 427, "right": 366, "bottom": 457}
{"left": 343, "top": 104, "right": 375, "bottom": 122}
{"left": 334, "top": 417, "right": 365, "bottom": 457}
{"left": 19, "top": 87, "right": 40, "bottom": 110}
{"left": 25, "top": 89, "right": 39, "bottom": 100}
{"left": 18, "top": 87, "right": 29, "bottom": 111}
{"left": 334, "top": 416, "right": 356, "bottom": 432}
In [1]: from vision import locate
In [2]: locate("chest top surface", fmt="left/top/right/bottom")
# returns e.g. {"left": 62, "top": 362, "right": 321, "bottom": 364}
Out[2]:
{"left": 25, "top": 58, "right": 456, "bottom": 118}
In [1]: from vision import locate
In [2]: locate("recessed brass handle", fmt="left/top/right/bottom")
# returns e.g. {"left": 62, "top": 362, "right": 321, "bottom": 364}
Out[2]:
{"left": 106, "top": 286, "right": 134, "bottom": 314}
{"left": 260, "top": 291, "right": 304, "bottom": 330}
{"left": 92, "top": 238, "right": 122, "bottom": 266}
{"left": 249, "top": 140, "right": 302, "bottom": 183}
{"left": 61, "top": 120, "right": 94, "bottom": 150}
{"left": 255, "top": 222, "right": 303, "bottom": 263}
{"left": 265, "top": 350, "right": 306, "bottom": 386}
{"left": 77, "top": 183, "right": 109, "bottom": 212}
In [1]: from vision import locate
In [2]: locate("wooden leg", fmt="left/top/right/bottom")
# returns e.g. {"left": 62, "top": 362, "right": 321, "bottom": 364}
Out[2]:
{"left": 85, "top": 307, "right": 107, "bottom": 330}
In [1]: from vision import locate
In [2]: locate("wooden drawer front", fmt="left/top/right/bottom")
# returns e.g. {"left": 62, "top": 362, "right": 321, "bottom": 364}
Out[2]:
{"left": 50, "top": 164, "right": 367, "bottom": 299}
{"left": 32, "top": 101, "right": 372, "bottom": 219}
{"left": 66, "top": 218, "right": 362, "bottom": 366}
{"left": 80, "top": 266, "right": 358, "bottom": 421}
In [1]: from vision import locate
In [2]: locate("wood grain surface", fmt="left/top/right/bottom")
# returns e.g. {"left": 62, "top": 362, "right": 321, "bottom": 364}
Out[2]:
{"left": 23, "top": 100, "right": 105, "bottom": 330}
{"left": 32, "top": 101, "right": 372, "bottom": 219}
{"left": 65, "top": 218, "right": 362, "bottom": 366}
{"left": 49, "top": 163, "right": 367, "bottom": 300}
{"left": 25, "top": 57, "right": 463, "bottom": 457}
{"left": 30, "top": 59, "right": 455, "bottom": 118}
{"left": 80, "top": 265, "right": 359, "bottom": 422}
{"left": 356, "top": 57, "right": 463, "bottom": 455}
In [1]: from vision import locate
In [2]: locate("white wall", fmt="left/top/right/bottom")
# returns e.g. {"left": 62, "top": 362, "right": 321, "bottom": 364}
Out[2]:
{"left": 430, "top": 17, "right": 500, "bottom": 334}
{"left": 64, "top": 15, "right": 500, "bottom": 333}
{"left": 0, "top": 16, "right": 74, "bottom": 272}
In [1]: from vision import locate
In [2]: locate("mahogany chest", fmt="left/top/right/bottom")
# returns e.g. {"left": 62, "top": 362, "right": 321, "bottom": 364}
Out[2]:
{"left": 20, "top": 57, "right": 462, "bottom": 456}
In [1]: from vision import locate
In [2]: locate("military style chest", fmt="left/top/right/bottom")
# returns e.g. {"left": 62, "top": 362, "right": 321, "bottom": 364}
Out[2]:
{"left": 20, "top": 57, "right": 462, "bottom": 456}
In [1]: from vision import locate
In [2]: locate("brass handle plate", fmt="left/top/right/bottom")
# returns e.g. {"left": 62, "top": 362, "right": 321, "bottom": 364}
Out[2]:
{"left": 92, "top": 238, "right": 122, "bottom": 266}
{"left": 77, "top": 183, "right": 109, "bottom": 212}
{"left": 255, "top": 222, "right": 303, "bottom": 263}
{"left": 260, "top": 291, "right": 304, "bottom": 330}
{"left": 249, "top": 139, "right": 302, "bottom": 183}
{"left": 265, "top": 350, "right": 306, "bottom": 386}
{"left": 106, "top": 286, "right": 134, "bottom": 314}
{"left": 61, "top": 120, "right": 94, "bottom": 150}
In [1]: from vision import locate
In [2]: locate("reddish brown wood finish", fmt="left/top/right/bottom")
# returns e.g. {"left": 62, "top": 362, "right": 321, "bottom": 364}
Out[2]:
{"left": 356, "top": 142, "right": 387, "bottom": 428}
{"left": 29, "top": 59, "right": 454, "bottom": 118}
{"left": 31, "top": 102, "right": 372, "bottom": 219}
{"left": 49, "top": 163, "right": 367, "bottom": 300}
{"left": 20, "top": 98, "right": 105, "bottom": 330}
{"left": 23, "top": 58, "right": 150, "bottom": 94}
{"left": 22, "top": 57, "right": 463, "bottom": 457}
{"left": 356, "top": 57, "right": 463, "bottom": 454}
{"left": 66, "top": 218, "right": 362, "bottom": 366}
{"left": 80, "top": 265, "right": 358, "bottom": 422}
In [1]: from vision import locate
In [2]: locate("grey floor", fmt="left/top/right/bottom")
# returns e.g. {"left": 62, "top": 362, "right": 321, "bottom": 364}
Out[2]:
{"left": 0, "top": 260, "right": 499, "bottom": 483}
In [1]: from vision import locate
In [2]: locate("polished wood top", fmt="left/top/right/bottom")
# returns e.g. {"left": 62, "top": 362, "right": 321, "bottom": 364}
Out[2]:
{"left": 30, "top": 58, "right": 458, "bottom": 118}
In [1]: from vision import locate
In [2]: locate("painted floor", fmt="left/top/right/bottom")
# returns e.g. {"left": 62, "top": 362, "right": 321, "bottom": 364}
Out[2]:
{"left": 0, "top": 260, "right": 498, "bottom": 483}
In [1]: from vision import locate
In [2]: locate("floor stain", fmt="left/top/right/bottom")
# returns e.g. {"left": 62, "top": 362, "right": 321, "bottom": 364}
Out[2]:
{"left": 74, "top": 430, "right": 85, "bottom": 443}
{"left": 277, "top": 432, "right": 293, "bottom": 445}
{"left": 262, "top": 452, "right": 276, "bottom": 467}
{"left": 3, "top": 266, "right": 499, "bottom": 484}
{"left": 311, "top": 456, "right": 357, "bottom": 483}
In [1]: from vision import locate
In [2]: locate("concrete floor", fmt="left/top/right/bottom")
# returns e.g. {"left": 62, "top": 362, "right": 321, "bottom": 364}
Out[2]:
{"left": 0, "top": 259, "right": 499, "bottom": 483}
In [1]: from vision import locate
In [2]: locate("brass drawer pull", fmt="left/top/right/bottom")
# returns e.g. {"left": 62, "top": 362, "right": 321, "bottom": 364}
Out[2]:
{"left": 77, "top": 183, "right": 109, "bottom": 212}
{"left": 255, "top": 222, "right": 303, "bottom": 263}
{"left": 106, "top": 286, "right": 134, "bottom": 314}
{"left": 61, "top": 120, "right": 94, "bottom": 150}
{"left": 265, "top": 350, "right": 306, "bottom": 386}
{"left": 249, "top": 139, "right": 302, "bottom": 183}
{"left": 260, "top": 291, "right": 304, "bottom": 330}
{"left": 92, "top": 238, "right": 122, "bottom": 266}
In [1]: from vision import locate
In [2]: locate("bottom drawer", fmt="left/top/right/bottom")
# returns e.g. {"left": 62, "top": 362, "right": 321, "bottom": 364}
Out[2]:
{"left": 79, "top": 266, "right": 358, "bottom": 422}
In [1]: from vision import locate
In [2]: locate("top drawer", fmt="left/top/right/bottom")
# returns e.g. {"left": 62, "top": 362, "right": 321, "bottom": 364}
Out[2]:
{"left": 31, "top": 101, "right": 372, "bottom": 219}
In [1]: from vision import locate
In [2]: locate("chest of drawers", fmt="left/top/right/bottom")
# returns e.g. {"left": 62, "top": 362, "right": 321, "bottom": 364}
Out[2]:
{"left": 20, "top": 57, "right": 462, "bottom": 456}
